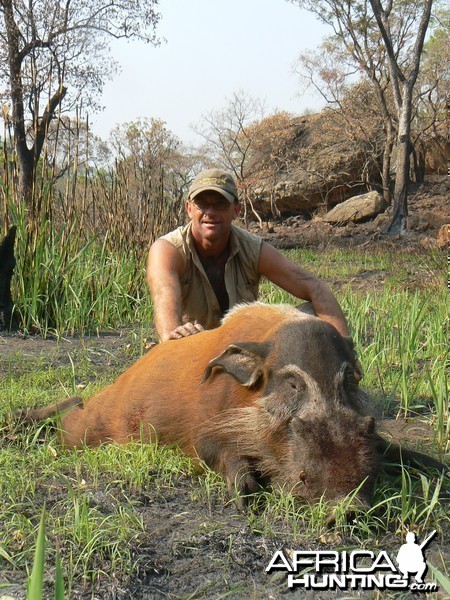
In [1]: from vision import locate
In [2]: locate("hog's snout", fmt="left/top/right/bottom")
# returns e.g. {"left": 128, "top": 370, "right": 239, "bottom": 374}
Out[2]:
{"left": 279, "top": 411, "right": 380, "bottom": 505}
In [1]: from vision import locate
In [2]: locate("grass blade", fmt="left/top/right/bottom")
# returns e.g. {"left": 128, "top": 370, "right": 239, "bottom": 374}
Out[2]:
{"left": 427, "top": 562, "right": 450, "bottom": 594}
{"left": 28, "top": 506, "right": 46, "bottom": 600}
{"left": 55, "top": 549, "right": 65, "bottom": 600}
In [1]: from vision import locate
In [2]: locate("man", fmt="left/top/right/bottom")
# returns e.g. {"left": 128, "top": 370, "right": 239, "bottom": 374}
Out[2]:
{"left": 147, "top": 169, "right": 360, "bottom": 376}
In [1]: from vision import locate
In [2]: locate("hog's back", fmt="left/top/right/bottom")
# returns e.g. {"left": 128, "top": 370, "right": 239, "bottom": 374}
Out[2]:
{"left": 62, "top": 303, "right": 300, "bottom": 451}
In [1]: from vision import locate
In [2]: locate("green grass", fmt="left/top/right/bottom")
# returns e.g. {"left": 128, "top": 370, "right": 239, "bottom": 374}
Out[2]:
{"left": 0, "top": 422, "right": 194, "bottom": 596}
{"left": 0, "top": 245, "right": 448, "bottom": 596}
{"left": 8, "top": 200, "right": 153, "bottom": 337}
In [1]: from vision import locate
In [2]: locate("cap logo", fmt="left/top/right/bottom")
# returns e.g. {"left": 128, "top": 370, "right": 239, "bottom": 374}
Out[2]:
{"left": 198, "top": 177, "right": 228, "bottom": 187}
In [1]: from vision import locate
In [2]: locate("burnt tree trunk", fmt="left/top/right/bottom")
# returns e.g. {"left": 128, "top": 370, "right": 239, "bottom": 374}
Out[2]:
{"left": 411, "top": 141, "right": 426, "bottom": 184}
{"left": 369, "top": 0, "right": 433, "bottom": 235}
{"left": 388, "top": 85, "right": 413, "bottom": 234}
{"left": 0, "top": 225, "right": 17, "bottom": 330}
{"left": 2, "top": 0, "right": 31, "bottom": 205}
{"left": 381, "top": 123, "right": 394, "bottom": 206}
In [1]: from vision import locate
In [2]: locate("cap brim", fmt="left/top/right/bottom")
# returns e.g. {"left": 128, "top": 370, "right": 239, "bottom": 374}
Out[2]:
{"left": 189, "top": 186, "right": 236, "bottom": 203}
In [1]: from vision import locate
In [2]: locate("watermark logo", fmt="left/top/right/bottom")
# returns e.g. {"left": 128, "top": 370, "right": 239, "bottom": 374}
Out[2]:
{"left": 396, "top": 530, "right": 436, "bottom": 584}
{"left": 266, "top": 530, "right": 439, "bottom": 592}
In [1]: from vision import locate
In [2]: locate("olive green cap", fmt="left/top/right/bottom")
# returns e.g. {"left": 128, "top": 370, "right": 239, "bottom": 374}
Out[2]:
{"left": 188, "top": 169, "right": 238, "bottom": 203}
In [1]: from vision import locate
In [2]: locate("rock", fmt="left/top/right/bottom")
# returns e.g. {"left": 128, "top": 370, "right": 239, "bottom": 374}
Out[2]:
{"left": 373, "top": 213, "right": 390, "bottom": 227}
{"left": 365, "top": 221, "right": 377, "bottom": 233}
{"left": 248, "top": 111, "right": 380, "bottom": 217}
{"left": 437, "top": 224, "right": 449, "bottom": 247}
{"left": 323, "top": 191, "right": 387, "bottom": 224}
{"left": 407, "top": 214, "right": 419, "bottom": 229}
{"left": 419, "top": 236, "right": 439, "bottom": 249}
{"left": 284, "top": 215, "right": 306, "bottom": 227}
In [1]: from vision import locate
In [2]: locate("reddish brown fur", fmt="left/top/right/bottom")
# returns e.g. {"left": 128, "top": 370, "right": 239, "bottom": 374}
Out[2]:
{"left": 23, "top": 301, "right": 446, "bottom": 506}
{"left": 32, "top": 303, "right": 300, "bottom": 452}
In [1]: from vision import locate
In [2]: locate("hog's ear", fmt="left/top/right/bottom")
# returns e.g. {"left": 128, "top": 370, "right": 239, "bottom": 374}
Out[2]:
{"left": 202, "top": 342, "right": 270, "bottom": 389}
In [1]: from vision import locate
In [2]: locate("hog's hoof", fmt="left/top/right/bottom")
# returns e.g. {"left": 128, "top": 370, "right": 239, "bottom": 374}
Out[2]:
{"left": 326, "top": 496, "right": 372, "bottom": 528}
{"left": 229, "top": 471, "right": 265, "bottom": 511}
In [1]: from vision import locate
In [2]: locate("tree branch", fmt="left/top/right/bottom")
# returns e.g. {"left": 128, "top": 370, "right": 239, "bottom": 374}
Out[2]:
{"left": 35, "top": 84, "right": 67, "bottom": 158}
{"left": 369, "top": 0, "right": 404, "bottom": 110}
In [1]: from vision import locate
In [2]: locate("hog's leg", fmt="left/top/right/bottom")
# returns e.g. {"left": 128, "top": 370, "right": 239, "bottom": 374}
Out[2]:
{"left": 196, "top": 437, "right": 262, "bottom": 508}
{"left": 218, "top": 453, "right": 264, "bottom": 509}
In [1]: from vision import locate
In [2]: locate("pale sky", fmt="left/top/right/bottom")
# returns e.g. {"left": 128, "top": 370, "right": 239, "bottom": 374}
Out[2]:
{"left": 91, "top": 0, "right": 328, "bottom": 145}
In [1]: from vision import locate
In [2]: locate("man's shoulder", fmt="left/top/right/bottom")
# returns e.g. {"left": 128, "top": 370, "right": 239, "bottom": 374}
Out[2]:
{"left": 159, "top": 223, "right": 190, "bottom": 248}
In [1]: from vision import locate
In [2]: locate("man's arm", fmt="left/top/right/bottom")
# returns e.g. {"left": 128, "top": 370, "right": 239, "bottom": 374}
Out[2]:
{"left": 147, "top": 240, "right": 204, "bottom": 342}
{"left": 258, "top": 241, "right": 351, "bottom": 338}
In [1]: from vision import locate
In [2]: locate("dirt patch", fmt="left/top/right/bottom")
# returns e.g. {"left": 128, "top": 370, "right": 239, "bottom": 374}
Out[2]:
{"left": 0, "top": 329, "right": 142, "bottom": 360}
{"left": 2, "top": 464, "right": 445, "bottom": 599}
{"left": 125, "top": 482, "right": 283, "bottom": 599}
{"left": 254, "top": 175, "right": 449, "bottom": 253}
{"left": 39, "top": 470, "right": 450, "bottom": 599}
{"left": 119, "top": 479, "right": 449, "bottom": 600}
{"left": 0, "top": 329, "right": 148, "bottom": 381}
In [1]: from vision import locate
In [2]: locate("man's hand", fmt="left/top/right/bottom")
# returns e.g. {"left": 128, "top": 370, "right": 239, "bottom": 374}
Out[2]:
{"left": 166, "top": 322, "right": 204, "bottom": 341}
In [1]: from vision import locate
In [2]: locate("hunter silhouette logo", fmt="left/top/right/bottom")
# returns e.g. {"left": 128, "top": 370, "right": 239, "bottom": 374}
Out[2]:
{"left": 266, "top": 530, "right": 439, "bottom": 592}
{"left": 396, "top": 530, "right": 436, "bottom": 584}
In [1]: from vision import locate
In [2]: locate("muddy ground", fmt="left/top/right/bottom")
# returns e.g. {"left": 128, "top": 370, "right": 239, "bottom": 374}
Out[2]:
{"left": 1, "top": 327, "right": 448, "bottom": 600}
{"left": 0, "top": 176, "right": 449, "bottom": 599}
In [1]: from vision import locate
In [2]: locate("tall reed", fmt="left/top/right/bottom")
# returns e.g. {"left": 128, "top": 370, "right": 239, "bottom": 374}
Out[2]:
{"left": 1, "top": 109, "right": 187, "bottom": 336}
{"left": 5, "top": 191, "right": 152, "bottom": 336}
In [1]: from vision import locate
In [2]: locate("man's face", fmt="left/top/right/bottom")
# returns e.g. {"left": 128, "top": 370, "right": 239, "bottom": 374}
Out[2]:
{"left": 186, "top": 191, "right": 241, "bottom": 244}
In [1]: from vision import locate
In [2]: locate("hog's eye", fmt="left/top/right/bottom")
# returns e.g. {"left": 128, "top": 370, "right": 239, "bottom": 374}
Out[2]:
{"left": 287, "top": 377, "right": 304, "bottom": 393}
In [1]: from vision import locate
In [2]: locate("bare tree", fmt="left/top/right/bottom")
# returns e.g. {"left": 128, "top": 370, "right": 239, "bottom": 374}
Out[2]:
{"left": 295, "top": 40, "right": 395, "bottom": 206}
{"left": 291, "top": 0, "right": 401, "bottom": 208}
{"left": 194, "top": 90, "right": 265, "bottom": 225}
{"left": 0, "top": 0, "right": 161, "bottom": 213}
{"left": 110, "top": 117, "right": 192, "bottom": 208}
{"left": 411, "top": 7, "right": 450, "bottom": 179}
{"left": 369, "top": 0, "right": 434, "bottom": 233}
{"left": 92, "top": 118, "right": 194, "bottom": 250}
{"left": 290, "top": 0, "right": 438, "bottom": 233}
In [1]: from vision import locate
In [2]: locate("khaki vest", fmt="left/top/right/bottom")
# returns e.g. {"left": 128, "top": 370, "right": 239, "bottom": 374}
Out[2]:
{"left": 160, "top": 222, "right": 262, "bottom": 329}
